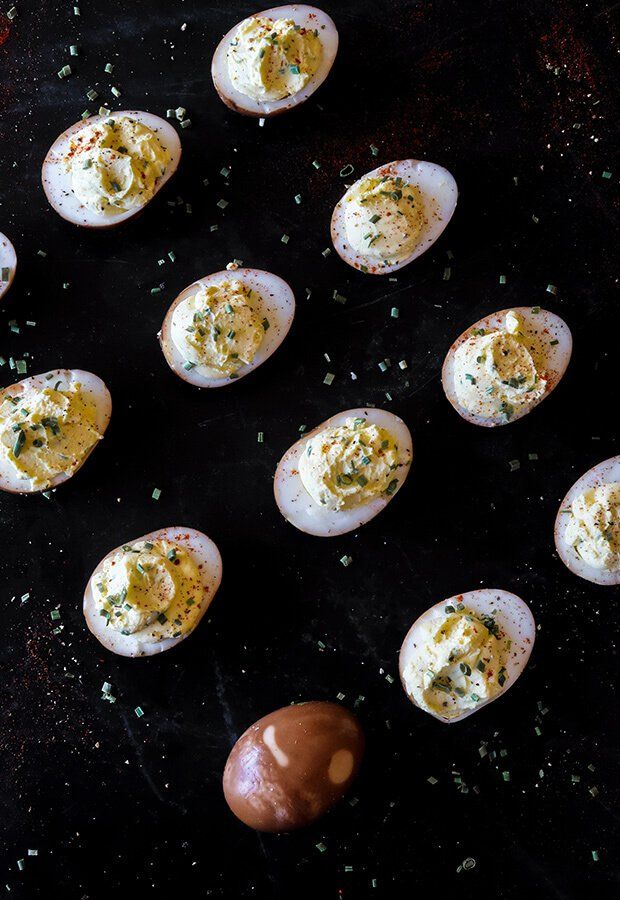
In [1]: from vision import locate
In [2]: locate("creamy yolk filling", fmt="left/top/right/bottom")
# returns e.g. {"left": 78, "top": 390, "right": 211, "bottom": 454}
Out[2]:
{"left": 0, "top": 380, "right": 102, "bottom": 487}
{"left": 298, "top": 417, "right": 401, "bottom": 510}
{"left": 344, "top": 176, "right": 424, "bottom": 263}
{"left": 171, "top": 280, "right": 266, "bottom": 377}
{"left": 94, "top": 540, "right": 204, "bottom": 640}
{"left": 227, "top": 16, "right": 322, "bottom": 102}
{"left": 564, "top": 482, "right": 620, "bottom": 570}
{"left": 64, "top": 115, "right": 171, "bottom": 215}
{"left": 453, "top": 310, "right": 547, "bottom": 421}
{"left": 405, "top": 604, "right": 509, "bottom": 719}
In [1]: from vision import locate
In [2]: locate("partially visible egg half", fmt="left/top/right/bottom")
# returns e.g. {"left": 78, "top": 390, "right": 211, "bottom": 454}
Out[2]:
{"left": 0, "top": 369, "right": 111, "bottom": 494}
{"left": 331, "top": 159, "right": 457, "bottom": 275}
{"left": 83, "top": 526, "right": 223, "bottom": 657}
{"left": 555, "top": 456, "right": 620, "bottom": 586}
{"left": 0, "top": 233, "right": 16, "bottom": 302}
{"left": 223, "top": 701, "right": 364, "bottom": 832}
{"left": 211, "top": 5, "right": 338, "bottom": 117}
{"left": 159, "top": 268, "right": 295, "bottom": 388}
{"left": 274, "top": 407, "right": 412, "bottom": 537}
{"left": 42, "top": 111, "right": 181, "bottom": 228}
{"left": 442, "top": 306, "right": 572, "bottom": 427}
{"left": 399, "top": 589, "right": 536, "bottom": 724}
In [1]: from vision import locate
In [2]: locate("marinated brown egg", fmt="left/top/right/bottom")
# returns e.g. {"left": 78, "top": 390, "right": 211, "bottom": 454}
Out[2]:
{"left": 223, "top": 701, "right": 364, "bottom": 831}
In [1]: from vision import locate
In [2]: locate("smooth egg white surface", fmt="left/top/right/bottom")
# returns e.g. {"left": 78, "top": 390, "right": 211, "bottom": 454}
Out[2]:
{"left": 42, "top": 111, "right": 181, "bottom": 228}
{"left": 442, "top": 306, "right": 572, "bottom": 427}
{"left": 399, "top": 589, "right": 536, "bottom": 723}
{"left": 211, "top": 5, "right": 338, "bottom": 117}
{"left": 331, "top": 159, "right": 457, "bottom": 275}
{"left": 0, "top": 233, "right": 16, "bottom": 302}
{"left": 274, "top": 407, "right": 412, "bottom": 537}
{"left": 159, "top": 268, "right": 295, "bottom": 388}
{"left": 555, "top": 456, "right": 620, "bottom": 586}
{"left": 0, "top": 369, "right": 111, "bottom": 494}
{"left": 83, "top": 526, "right": 223, "bottom": 657}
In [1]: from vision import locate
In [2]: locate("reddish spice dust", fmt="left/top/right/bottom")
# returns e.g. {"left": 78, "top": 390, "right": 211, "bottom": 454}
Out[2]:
{"left": 0, "top": 23, "right": 10, "bottom": 46}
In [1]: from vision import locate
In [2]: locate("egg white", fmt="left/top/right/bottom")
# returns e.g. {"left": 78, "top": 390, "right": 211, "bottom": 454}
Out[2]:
{"left": 442, "top": 306, "right": 572, "bottom": 427}
{"left": 211, "top": 4, "right": 339, "bottom": 117}
{"left": 83, "top": 526, "right": 223, "bottom": 657}
{"left": 399, "top": 588, "right": 536, "bottom": 724}
{"left": 42, "top": 111, "right": 181, "bottom": 228}
{"left": 0, "top": 233, "right": 16, "bottom": 302}
{"left": 159, "top": 268, "right": 295, "bottom": 388}
{"left": 274, "top": 407, "right": 413, "bottom": 537}
{"left": 0, "top": 368, "right": 111, "bottom": 494}
{"left": 554, "top": 456, "right": 620, "bottom": 586}
{"left": 331, "top": 159, "right": 457, "bottom": 275}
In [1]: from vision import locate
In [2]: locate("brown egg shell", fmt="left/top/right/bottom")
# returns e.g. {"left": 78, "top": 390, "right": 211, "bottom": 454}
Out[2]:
{"left": 83, "top": 526, "right": 223, "bottom": 657}
{"left": 223, "top": 701, "right": 364, "bottom": 832}
{"left": 0, "top": 369, "right": 111, "bottom": 495}
{"left": 211, "top": 5, "right": 339, "bottom": 118}
{"left": 0, "top": 233, "right": 17, "bottom": 302}
{"left": 441, "top": 306, "right": 572, "bottom": 427}
{"left": 554, "top": 455, "right": 620, "bottom": 586}
{"left": 41, "top": 111, "right": 181, "bottom": 229}
{"left": 158, "top": 268, "right": 295, "bottom": 388}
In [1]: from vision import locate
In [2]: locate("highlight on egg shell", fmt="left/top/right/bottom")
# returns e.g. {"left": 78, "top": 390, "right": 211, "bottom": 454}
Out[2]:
{"left": 223, "top": 701, "right": 364, "bottom": 832}
{"left": 83, "top": 526, "right": 223, "bottom": 657}
{"left": 159, "top": 268, "right": 296, "bottom": 388}
{"left": 211, "top": 5, "right": 339, "bottom": 117}
{"left": 442, "top": 306, "right": 572, "bottom": 427}
{"left": 42, "top": 111, "right": 181, "bottom": 228}
{"left": 554, "top": 456, "right": 620, "bottom": 586}
{"left": 399, "top": 589, "right": 536, "bottom": 724}
{"left": 0, "top": 369, "right": 111, "bottom": 495}
{"left": 0, "top": 233, "right": 16, "bottom": 302}
{"left": 274, "top": 407, "right": 413, "bottom": 537}
{"left": 330, "top": 159, "right": 457, "bottom": 275}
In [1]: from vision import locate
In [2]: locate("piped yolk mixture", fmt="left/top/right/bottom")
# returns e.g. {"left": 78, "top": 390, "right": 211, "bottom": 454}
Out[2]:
{"left": 94, "top": 539, "right": 204, "bottom": 640}
{"left": 227, "top": 16, "right": 322, "bottom": 102}
{"left": 403, "top": 604, "right": 509, "bottom": 719}
{"left": 170, "top": 280, "right": 265, "bottom": 377}
{"left": 64, "top": 115, "right": 171, "bottom": 215}
{"left": 344, "top": 176, "right": 424, "bottom": 263}
{"left": 0, "top": 379, "right": 102, "bottom": 488}
{"left": 298, "top": 417, "right": 401, "bottom": 510}
{"left": 564, "top": 482, "right": 620, "bottom": 570}
{"left": 453, "top": 310, "right": 547, "bottom": 421}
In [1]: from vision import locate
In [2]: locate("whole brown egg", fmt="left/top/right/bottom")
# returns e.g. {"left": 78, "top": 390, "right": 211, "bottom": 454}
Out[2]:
{"left": 223, "top": 701, "right": 364, "bottom": 832}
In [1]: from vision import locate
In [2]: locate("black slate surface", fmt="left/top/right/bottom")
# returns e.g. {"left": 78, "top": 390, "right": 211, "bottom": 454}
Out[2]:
{"left": 0, "top": 1, "right": 618, "bottom": 898}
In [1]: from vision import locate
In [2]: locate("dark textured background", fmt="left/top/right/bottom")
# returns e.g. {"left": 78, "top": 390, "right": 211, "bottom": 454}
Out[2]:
{"left": 0, "top": 1, "right": 618, "bottom": 897}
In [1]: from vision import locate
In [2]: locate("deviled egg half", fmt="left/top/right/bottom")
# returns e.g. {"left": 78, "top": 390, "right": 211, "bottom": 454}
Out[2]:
{"left": 212, "top": 5, "right": 338, "bottom": 117}
{"left": 399, "top": 589, "right": 536, "bottom": 723}
{"left": 0, "top": 369, "right": 111, "bottom": 494}
{"left": 555, "top": 456, "right": 620, "bottom": 586}
{"left": 442, "top": 307, "right": 572, "bottom": 427}
{"left": 159, "top": 268, "right": 295, "bottom": 388}
{"left": 42, "top": 111, "right": 181, "bottom": 227}
{"left": 331, "top": 160, "right": 457, "bottom": 275}
{"left": 0, "top": 233, "right": 16, "bottom": 302}
{"left": 274, "top": 408, "right": 412, "bottom": 536}
{"left": 83, "top": 527, "right": 222, "bottom": 657}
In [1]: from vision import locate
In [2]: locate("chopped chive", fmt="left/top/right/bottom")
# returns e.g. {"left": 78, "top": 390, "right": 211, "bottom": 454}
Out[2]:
{"left": 281, "top": 234, "right": 290, "bottom": 244}
{"left": 370, "top": 144, "right": 379, "bottom": 156}
{"left": 216, "top": 199, "right": 228, "bottom": 209}
{"left": 546, "top": 284, "right": 557, "bottom": 295}
{"left": 180, "top": 118, "right": 191, "bottom": 129}
{"left": 104, "top": 62, "right": 114, "bottom": 74}
{"left": 311, "top": 160, "right": 320, "bottom": 169}
{"left": 257, "top": 431, "right": 264, "bottom": 443}
{"left": 151, "top": 487, "right": 161, "bottom": 500}
{"left": 340, "top": 555, "right": 352, "bottom": 567}
{"left": 294, "top": 193, "right": 302, "bottom": 204}
{"left": 70, "top": 45, "right": 79, "bottom": 56}
{"left": 322, "top": 248, "right": 331, "bottom": 257}
{"left": 391, "top": 307, "right": 399, "bottom": 318}
{"left": 323, "top": 372, "right": 335, "bottom": 386}
{"left": 499, "top": 274, "right": 507, "bottom": 284}
{"left": 134, "top": 706, "right": 144, "bottom": 718}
